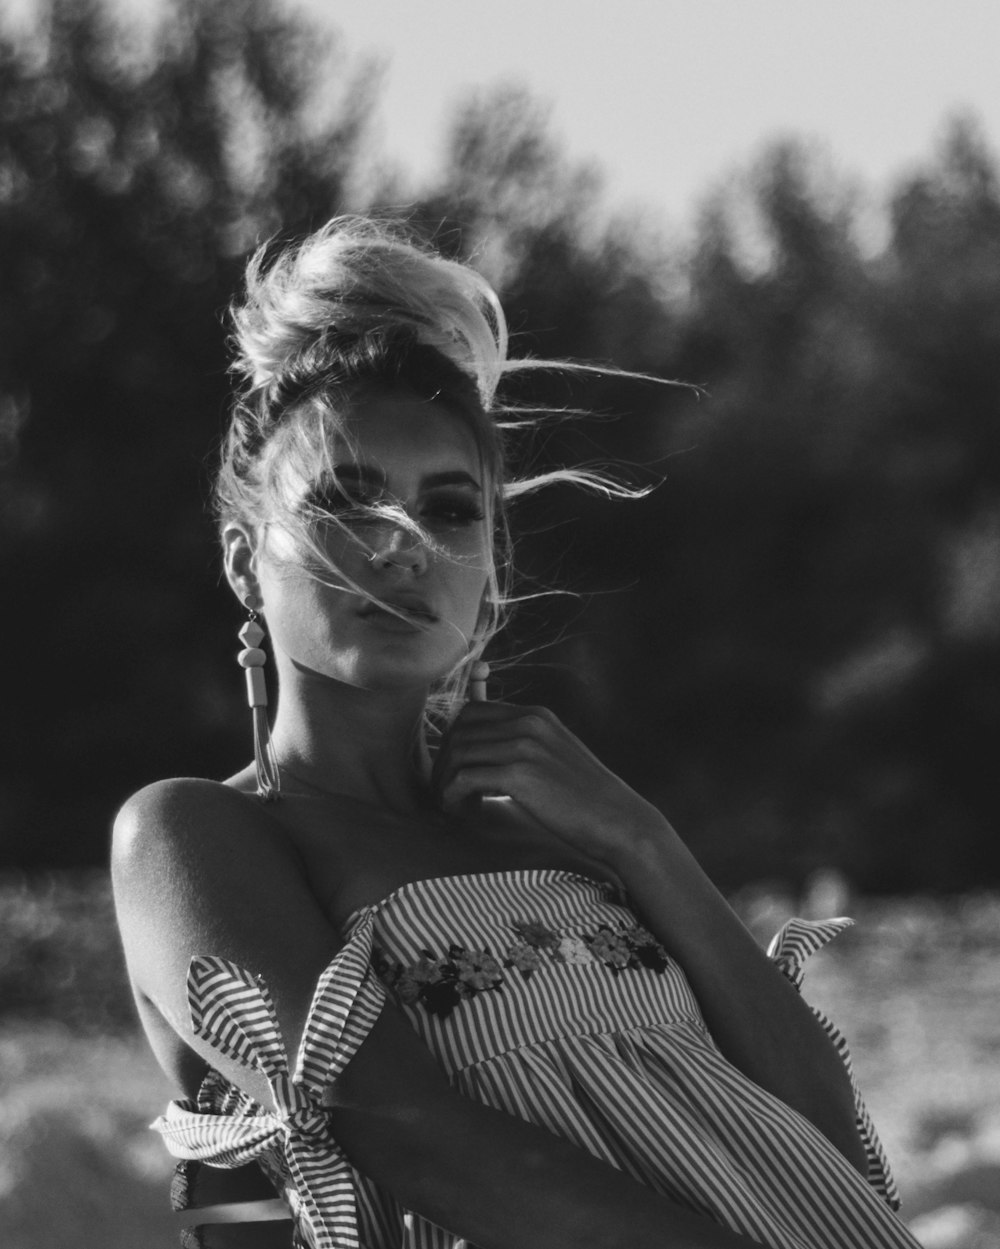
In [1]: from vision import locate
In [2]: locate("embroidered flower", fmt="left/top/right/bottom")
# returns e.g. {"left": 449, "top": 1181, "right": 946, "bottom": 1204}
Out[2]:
{"left": 421, "top": 979, "right": 465, "bottom": 1016}
{"left": 510, "top": 919, "right": 560, "bottom": 951}
{"left": 504, "top": 940, "right": 544, "bottom": 979}
{"left": 414, "top": 953, "right": 444, "bottom": 982}
{"left": 555, "top": 935, "right": 593, "bottom": 965}
{"left": 452, "top": 947, "right": 503, "bottom": 991}
{"left": 393, "top": 969, "right": 423, "bottom": 1004}
{"left": 588, "top": 927, "right": 632, "bottom": 971}
{"left": 626, "top": 926, "right": 670, "bottom": 974}
{"left": 375, "top": 944, "right": 502, "bottom": 1017}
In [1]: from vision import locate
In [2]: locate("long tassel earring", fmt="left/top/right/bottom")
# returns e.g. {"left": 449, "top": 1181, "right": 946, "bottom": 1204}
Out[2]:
{"left": 238, "top": 596, "right": 280, "bottom": 801}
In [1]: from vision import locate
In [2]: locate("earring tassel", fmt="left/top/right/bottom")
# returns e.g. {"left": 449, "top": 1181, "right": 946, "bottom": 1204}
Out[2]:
{"left": 239, "top": 612, "right": 281, "bottom": 801}
{"left": 251, "top": 703, "right": 280, "bottom": 801}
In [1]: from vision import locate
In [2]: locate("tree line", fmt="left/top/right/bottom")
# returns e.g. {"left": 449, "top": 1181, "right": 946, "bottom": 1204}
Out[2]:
{"left": 3, "top": 0, "right": 999, "bottom": 890}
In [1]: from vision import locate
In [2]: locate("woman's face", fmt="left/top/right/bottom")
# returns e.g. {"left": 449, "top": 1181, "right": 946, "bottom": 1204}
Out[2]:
{"left": 253, "top": 390, "right": 493, "bottom": 693}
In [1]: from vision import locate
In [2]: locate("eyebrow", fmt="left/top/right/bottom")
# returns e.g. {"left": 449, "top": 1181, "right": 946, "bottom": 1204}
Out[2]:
{"left": 335, "top": 465, "right": 483, "bottom": 492}
{"left": 423, "top": 471, "right": 483, "bottom": 491}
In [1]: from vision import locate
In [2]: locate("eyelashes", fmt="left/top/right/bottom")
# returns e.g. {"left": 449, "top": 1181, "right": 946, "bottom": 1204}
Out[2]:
{"left": 304, "top": 485, "right": 375, "bottom": 516}
{"left": 424, "top": 495, "right": 486, "bottom": 528}
{"left": 303, "top": 487, "right": 484, "bottom": 529}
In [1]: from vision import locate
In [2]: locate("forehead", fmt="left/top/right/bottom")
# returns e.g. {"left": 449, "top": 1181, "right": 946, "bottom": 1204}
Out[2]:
{"left": 336, "top": 390, "right": 484, "bottom": 481}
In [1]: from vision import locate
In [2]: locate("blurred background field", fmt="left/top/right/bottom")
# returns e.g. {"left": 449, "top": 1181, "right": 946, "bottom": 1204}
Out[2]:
{"left": 1, "top": 871, "right": 999, "bottom": 1249}
{"left": 0, "top": 871, "right": 177, "bottom": 1248}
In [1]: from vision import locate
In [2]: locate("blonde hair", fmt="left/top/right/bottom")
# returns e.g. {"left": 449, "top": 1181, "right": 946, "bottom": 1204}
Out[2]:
{"left": 215, "top": 215, "right": 660, "bottom": 726}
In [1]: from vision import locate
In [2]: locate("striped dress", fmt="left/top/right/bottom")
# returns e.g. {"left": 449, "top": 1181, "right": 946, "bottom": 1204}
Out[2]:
{"left": 154, "top": 869, "right": 922, "bottom": 1249}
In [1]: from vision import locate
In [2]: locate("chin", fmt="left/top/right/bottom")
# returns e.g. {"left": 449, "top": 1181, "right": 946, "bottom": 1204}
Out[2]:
{"left": 363, "top": 659, "right": 460, "bottom": 694}
{"left": 321, "top": 653, "right": 454, "bottom": 693}
{"left": 296, "top": 636, "right": 466, "bottom": 695}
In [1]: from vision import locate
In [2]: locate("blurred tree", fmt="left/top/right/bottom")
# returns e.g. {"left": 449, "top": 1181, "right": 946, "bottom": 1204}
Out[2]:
{"left": 619, "top": 124, "right": 1000, "bottom": 890}
{"left": 595, "top": 139, "right": 880, "bottom": 883}
{"left": 830, "top": 115, "right": 1000, "bottom": 888}
{"left": 0, "top": 0, "right": 372, "bottom": 865}
{"left": 412, "top": 84, "right": 682, "bottom": 392}
{"left": 3, "top": 4, "right": 998, "bottom": 894}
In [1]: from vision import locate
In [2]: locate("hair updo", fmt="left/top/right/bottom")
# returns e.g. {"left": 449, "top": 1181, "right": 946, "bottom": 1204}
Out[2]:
{"left": 214, "top": 215, "right": 656, "bottom": 721}
{"left": 216, "top": 215, "right": 509, "bottom": 524}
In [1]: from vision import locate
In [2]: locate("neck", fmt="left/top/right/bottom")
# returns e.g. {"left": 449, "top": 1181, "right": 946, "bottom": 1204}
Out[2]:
{"left": 267, "top": 660, "right": 434, "bottom": 814}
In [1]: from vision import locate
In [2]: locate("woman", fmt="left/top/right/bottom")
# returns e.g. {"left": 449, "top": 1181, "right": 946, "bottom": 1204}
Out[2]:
{"left": 112, "top": 217, "right": 920, "bottom": 1249}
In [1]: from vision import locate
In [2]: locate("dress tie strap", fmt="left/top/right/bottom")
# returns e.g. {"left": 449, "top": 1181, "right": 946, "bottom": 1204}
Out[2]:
{"left": 766, "top": 914, "right": 900, "bottom": 1210}
{"left": 153, "top": 912, "right": 385, "bottom": 1249}
{"left": 766, "top": 915, "right": 854, "bottom": 988}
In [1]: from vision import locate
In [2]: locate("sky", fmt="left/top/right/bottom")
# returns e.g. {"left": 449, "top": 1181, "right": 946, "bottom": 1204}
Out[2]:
{"left": 297, "top": 0, "right": 1000, "bottom": 234}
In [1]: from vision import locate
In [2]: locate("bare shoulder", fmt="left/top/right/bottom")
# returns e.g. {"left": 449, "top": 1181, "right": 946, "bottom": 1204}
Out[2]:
{"left": 112, "top": 777, "right": 298, "bottom": 893}
{"left": 113, "top": 778, "right": 349, "bottom": 1104}
{"left": 112, "top": 778, "right": 339, "bottom": 1010}
{"left": 113, "top": 775, "right": 276, "bottom": 846}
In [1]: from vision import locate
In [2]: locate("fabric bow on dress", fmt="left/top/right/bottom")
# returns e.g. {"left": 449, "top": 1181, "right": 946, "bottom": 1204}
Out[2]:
{"left": 766, "top": 915, "right": 899, "bottom": 1207}
{"left": 153, "top": 912, "right": 385, "bottom": 1249}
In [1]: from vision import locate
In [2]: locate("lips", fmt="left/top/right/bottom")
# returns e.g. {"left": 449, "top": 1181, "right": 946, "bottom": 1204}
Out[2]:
{"left": 360, "top": 596, "right": 438, "bottom": 623}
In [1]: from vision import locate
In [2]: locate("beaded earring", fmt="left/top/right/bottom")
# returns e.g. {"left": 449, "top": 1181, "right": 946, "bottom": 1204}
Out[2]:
{"left": 468, "top": 660, "right": 490, "bottom": 702}
{"left": 238, "top": 596, "right": 280, "bottom": 800}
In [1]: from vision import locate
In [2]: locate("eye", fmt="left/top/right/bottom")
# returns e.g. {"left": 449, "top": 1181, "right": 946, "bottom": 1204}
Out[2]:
{"left": 423, "top": 492, "right": 486, "bottom": 528}
{"left": 305, "top": 482, "right": 380, "bottom": 520}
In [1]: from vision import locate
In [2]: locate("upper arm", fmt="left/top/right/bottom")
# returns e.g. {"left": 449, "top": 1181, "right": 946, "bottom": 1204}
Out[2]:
{"left": 112, "top": 778, "right": 357, "bottom": 1102}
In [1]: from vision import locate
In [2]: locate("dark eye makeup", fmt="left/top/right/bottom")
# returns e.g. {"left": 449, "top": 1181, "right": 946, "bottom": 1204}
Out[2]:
{"left": 305, "top": 483, "right": 378, "bottom": 515}
{"left": 303, "top": 468, "right": 485, "bottom": 530}
{"left": 422, "top": 492, "right": 486, "bottom": 527}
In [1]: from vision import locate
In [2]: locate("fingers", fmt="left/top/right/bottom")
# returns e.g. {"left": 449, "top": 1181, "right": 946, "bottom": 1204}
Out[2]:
{"left": 434, "top": 701, "right": 653, "bottom": 864}
{"left": 467, "top": 660, "right": 490, "bottom": 702}
{"left": 435, "top": 705, "right": 556, "bottom": 780}
{"left": 434, "top": 704, "right": 568, "bottom": 813}
{"left": 438, "top": 739, "right": 540, "bottom": 792}
{"left": 440, "top": 766, "right": 516, "bottom": 813}
{"left": 449, "top": 701, "right": 557, "bottom": 739}
{"left": 454, "top": 700, "right": 546, "bottom": 723}
{"left": 435, "top": 742, "right": 530, "bottom": 811}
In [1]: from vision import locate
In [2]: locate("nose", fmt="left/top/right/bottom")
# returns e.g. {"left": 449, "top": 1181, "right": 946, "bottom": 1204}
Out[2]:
{"left": 370, "top": 524, "right": 427, "bottom": 573}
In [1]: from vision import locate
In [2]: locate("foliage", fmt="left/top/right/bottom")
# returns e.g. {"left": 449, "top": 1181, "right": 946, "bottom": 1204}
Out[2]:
{"left": 647, "top": 121, "right": 1000, "bottom": 889}
{"left": 0, "top": 869, "right": 134, "bottom": 1031}
{"left": 0, "top": 0, "right": 371, "bottom": 864}
{"left": 2, "top": 1, "right": 999, "bottom": 889}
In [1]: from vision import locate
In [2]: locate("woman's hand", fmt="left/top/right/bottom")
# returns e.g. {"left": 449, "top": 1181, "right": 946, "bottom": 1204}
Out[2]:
{"left": 433, "top": 700, "right": 669, "bottom": 869}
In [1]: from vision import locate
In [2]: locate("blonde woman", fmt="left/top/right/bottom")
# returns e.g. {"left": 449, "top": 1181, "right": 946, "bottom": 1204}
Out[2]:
{"left": 113, "top": 218, "right": 920, "bottom": 1249}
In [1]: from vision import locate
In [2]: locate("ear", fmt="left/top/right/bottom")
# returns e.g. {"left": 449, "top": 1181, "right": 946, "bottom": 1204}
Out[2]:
{"left": 223, "top": 523, "right": 260, "bottom": 606}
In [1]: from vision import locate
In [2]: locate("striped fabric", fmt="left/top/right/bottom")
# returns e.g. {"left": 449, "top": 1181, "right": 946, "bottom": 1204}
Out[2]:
{"left": 154, "top": 869, "right": 921, "bottom": 1249}
{"left": 153, "top": 913, "right": 385, "bottom": 1249}
{"left": 766, "top": 916, "right": 901, "bottom": 1207}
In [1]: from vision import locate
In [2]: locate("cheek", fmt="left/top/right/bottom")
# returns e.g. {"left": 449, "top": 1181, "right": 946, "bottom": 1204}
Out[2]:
{"left": 461, "top": 562, "right": 494, "bottom": 631}
{"left": 434, "top": 557, "right": 490, "bottom": 639}
{"left": 263, "top": 517, "right": 368, "bottom": 577}
{"left": 258, "top": 563, "right": 330, "bottom": 646}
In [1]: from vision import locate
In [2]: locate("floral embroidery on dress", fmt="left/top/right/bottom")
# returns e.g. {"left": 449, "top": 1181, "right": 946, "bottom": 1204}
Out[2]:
{"left": 374, "top": 917, "right": 670, "bottom": 1017}
{"left": 506, "top": 917, "right": 669, "bottom": 977}
{"left": 373, "top": 945, "right": 503, "bottom": 1018}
